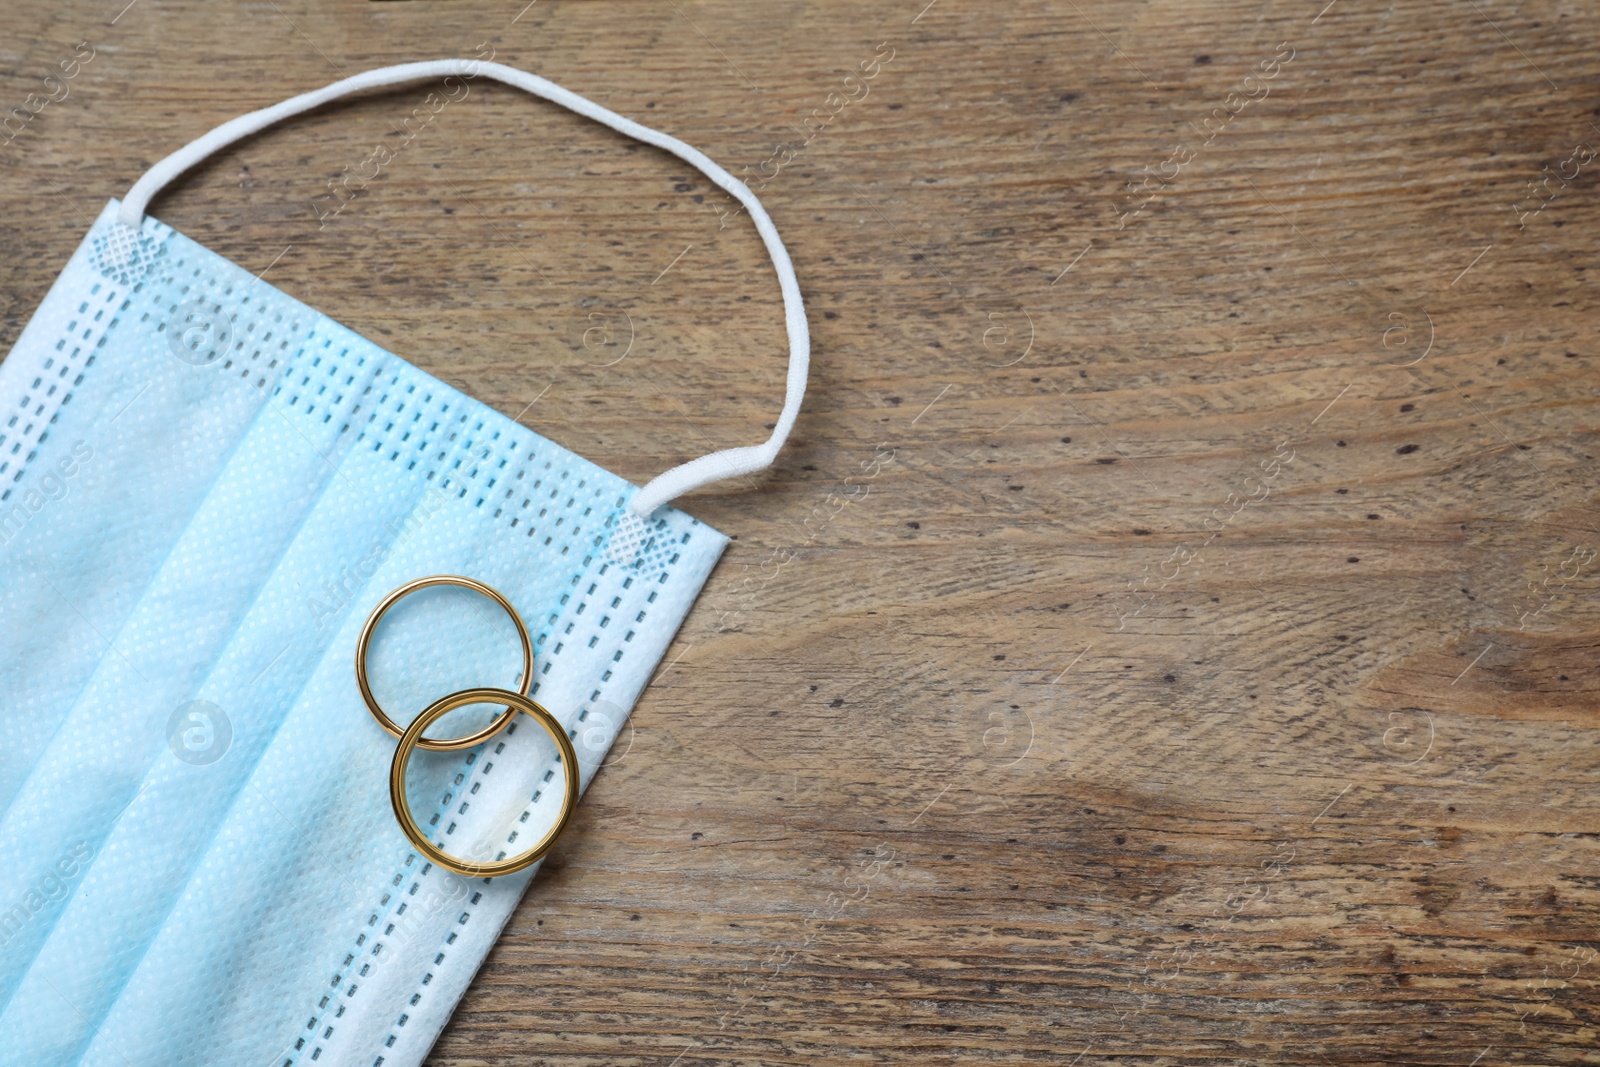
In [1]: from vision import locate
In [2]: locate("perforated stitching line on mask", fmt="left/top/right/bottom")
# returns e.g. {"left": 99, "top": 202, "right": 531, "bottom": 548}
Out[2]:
{"left": 146, "top": 242, "right": 309, "bottom": 392}
{"left": 252, "top": 333, "right": 620, "bottom": 571}
{"left": 293, "top": 567, "right": 702, "bottom": 1065}
{"left": 359, "top": 553, "right": 692, "bottom": 1066}
{"left": 14, "top": 223, "right": 527, "bottom": 535}
{"left": 2, "top": 226, "right": 312, "bottom": 514}
{"left": 11, "top": 216, "right": 693, "bottom": 582}
{"left": 1, "top": 216, "right": 174, "bottom": 491}
{"left": 0, "top": 282, "right": 119, "bottom": 494}
{"left": 290, "top": 505, "right": 703, "bottom": 1063}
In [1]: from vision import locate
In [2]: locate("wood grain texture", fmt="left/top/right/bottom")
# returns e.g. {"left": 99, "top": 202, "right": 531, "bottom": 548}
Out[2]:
{"left": 3, "top": 0, "right": 1599, "bottom": 1063}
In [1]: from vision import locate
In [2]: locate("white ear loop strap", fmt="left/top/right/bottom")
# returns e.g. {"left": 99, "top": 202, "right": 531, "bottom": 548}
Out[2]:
{"left": 119, "top": 59, "right": 809, "bottom": 519}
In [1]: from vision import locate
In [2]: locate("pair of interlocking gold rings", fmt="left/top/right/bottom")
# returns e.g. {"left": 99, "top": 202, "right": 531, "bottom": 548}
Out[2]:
{"left": 355, "top": 575, "right": 579, "bottom": 879}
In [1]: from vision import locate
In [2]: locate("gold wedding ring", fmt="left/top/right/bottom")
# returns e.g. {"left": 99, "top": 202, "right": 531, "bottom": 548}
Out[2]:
{"left": 389, "top": 687, "right": 579, "bottom": 878}
{"left": 355, "top": 574, "right": 532, "bottom": 751}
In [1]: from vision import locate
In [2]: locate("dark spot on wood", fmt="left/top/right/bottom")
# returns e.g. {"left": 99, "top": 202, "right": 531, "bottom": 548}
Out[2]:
{"left": 1337, "top": 488, "right": 1349, "bottom": 494}
{"left": 1163, "top": 673, "right": 1176, "bottom": 683}
{"left": 1367, "top": 513, "right": 1380, "bottom": 519}
{"left": 1060, "top": 436, "right": 1072, "bottom": 443}
{"left": 1096, "top": 457, "right": 1118, "bottom": 464}
{"left": 906, "top": 521, "right": 920, "bottom": 529}
{"left": 823, "top": 310, "right": 838, "bottom": 320}
{"left": 1400, "top": 403, "right": 1415, "bottom": 412}
{"left": 691, "top": 831, "right": 703, "bottom": 840}
{"left": 1114, "top": 835, "right": 1127, "bottom": 844}
{"left": 994, "top": 654, "right": 1006, "bottom": 661}
{"left": 830, "top": 698, "right": 844, "bottom": 707}
{"left": 1133, "top": 528, "right": 1152, "bottom": 535}
{"left": 1415, "top": 877, "right": 1459, "bottom": 916}
{"left": 1397, "top": 443, "right": 1420, "bottom": 454}
{"left": 1195, "top": 55, "right": 1212, "bottom": 64}
{"left": 1348, "top": 556, "right": 1360, "bottom": 563}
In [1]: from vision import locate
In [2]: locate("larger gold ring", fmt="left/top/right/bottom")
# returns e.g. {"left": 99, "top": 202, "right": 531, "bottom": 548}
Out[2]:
{"left": 390, "top": 687, "right": 579, "bottom": 878}
{"left": 356, "top": 575, "right": 532, "bottom": 751}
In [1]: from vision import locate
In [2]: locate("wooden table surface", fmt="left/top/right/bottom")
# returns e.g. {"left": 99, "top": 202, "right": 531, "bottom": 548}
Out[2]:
{"left": 4, "top": 1, "right": 1599, "bottom": 1063}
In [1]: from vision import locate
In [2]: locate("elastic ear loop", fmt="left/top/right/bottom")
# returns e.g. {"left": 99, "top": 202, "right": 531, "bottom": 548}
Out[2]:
{"left": 118, "top": 59, "right": 809, "bottom": 520}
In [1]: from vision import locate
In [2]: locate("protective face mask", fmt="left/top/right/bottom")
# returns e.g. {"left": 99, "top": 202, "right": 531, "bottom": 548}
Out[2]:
{"left": 0, "top": 59, "right": 807, "bottom": 1067}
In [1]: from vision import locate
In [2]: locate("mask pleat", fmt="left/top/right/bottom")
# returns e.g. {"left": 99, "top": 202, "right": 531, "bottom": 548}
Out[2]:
{"left": 0, "top": 320, "right": 390, "bottom": 1063}
{"left": 0, "top": 211, "right": 303, "bottom": 816}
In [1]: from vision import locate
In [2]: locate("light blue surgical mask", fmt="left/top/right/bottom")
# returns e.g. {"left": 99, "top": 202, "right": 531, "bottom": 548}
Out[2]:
{"left": 0, "top": 59, "right": 808, "bottom": 1067}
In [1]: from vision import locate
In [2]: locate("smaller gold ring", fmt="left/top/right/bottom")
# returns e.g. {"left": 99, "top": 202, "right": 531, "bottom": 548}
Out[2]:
{"left": 356, "top": 575, "right": 532, "bottom": 751}
{"left": 390, "top": 687, "right": 579, "bottom": 878}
